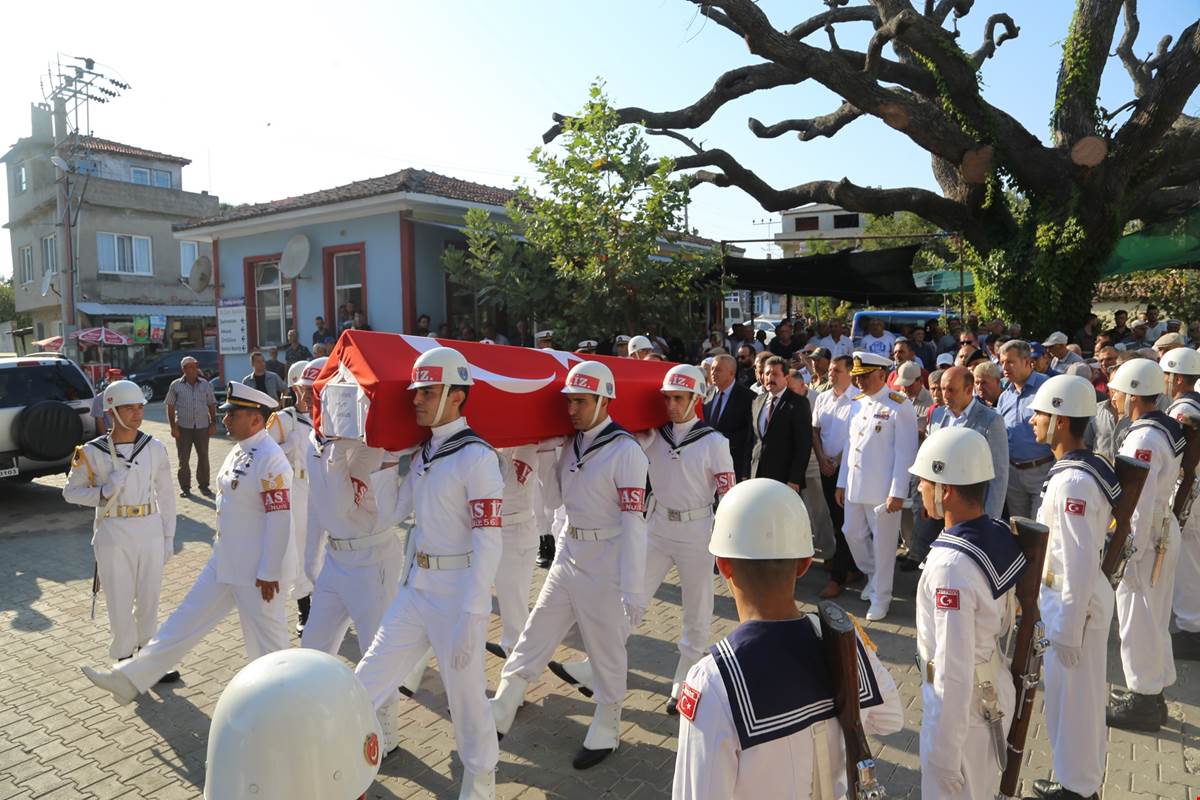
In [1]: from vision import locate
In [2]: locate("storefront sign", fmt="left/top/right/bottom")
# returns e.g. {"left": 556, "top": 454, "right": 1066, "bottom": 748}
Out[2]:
{"left": 218, "top": 300, "right": 248, "bottom": 354}
{"left": 149, "top": 315, "right": 166, "bottom": 343}
{"left": 132, "top": 316, "right": 151, "bottom": 344}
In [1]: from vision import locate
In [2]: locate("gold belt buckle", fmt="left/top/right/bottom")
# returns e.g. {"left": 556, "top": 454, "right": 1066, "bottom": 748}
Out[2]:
{"left": 130, "top": 505, "right": 142, "bottom": 517}
{"left": 298, "top": 468, "right": 306, "bottom": 480}
{"left": 916, "top": 655, "right": 935, "bottom": 683}
{"left": 667, "top": 509, "right": 682, "bottom": 522}
{"left": 1043, "top": 569, "right": 1055, "bottom": 588}
{"left": 416, "top": 552, "right": 430, "bottom": 569}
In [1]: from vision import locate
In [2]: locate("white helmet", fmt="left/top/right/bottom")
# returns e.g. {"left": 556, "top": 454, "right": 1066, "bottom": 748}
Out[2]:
{"left": 203, "top": 649, "right": 381, "bottom": 800}
{"left": 1029, "top": 374, "right": 1098, "bottom": 418}
{"left": 709, "top": 478, "right": 814, "bottom": 559}
{"left": 661, "top": 364, "right": 706, "bottom": 397}
{"left": 910, "top": 427, "right": 995, "bottom": 485}
{"left": 627, "top": 335, "right": 653, "bottom": 356}
{"left": 1161, "top": 347, "right": 1200, "bottom": 376}
{"left": 287, "top": 360, "right": 310, "bottom": 387}
{"left": 298, "top": 357, "right": 329, "bottom": 388}
{"left": 409, "top": 346, "right": 474, "bottom": 389}
{"left": 562, "top": 360, "right": 616, "bottom": 399}
{"left": 103, "top": 379, "right": 146, "bottom": 410}
{"left": 1108, "top": 358, "right": 1166, "bottom": 397}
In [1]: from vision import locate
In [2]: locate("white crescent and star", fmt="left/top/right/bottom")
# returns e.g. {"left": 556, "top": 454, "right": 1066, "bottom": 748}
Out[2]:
{"left": 400, "top": 335, "right": 580, "bottom": 395}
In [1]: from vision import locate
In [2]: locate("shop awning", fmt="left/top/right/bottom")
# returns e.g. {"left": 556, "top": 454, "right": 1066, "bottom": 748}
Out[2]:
{"left": 76, "top": 302, "right": 215, "bottom": 318}
{"left": 722, "top": 244, "right": 929, "bottom": 301}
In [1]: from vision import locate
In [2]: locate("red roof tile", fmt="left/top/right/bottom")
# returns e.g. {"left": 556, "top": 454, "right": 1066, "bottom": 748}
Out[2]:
{"left": 77, "top": 136, "right": 190, "bottom": 166}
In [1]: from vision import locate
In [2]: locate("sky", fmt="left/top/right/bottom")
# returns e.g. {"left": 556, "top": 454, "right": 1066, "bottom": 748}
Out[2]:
{"left": 1, "top": 0, "right": 1196, "bottom": 278}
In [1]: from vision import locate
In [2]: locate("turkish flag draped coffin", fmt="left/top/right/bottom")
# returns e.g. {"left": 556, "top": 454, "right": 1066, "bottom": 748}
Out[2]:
{"left": 312, "top": 330, "right": 678, "bottom": 450}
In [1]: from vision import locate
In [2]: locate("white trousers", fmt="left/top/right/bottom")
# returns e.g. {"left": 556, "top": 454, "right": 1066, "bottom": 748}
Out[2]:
{"left": 1043, "top": 603, "right": 1112, "bottom": 796}
{"left": 289, "top": 475, "right": 312, "bottom": 598}
{"left": 355, "top": 586, "right": 498, "bottom": 775}
{"left": 1116, "top": 519, "right": 1181, "bottom": 694}
{"left": 502, "top": 556, "right": 630, "bottom": 705}
{"left": 643, "top": 520, "right": 714, "bottom": 666}
{"left": 116, "top": 557, "right": 289, "bottom": 692}
{"left": 94, "top": 522, "right": 165, "bottom": 660}
{"left": 1172, "top": 512, "right": 1200, "bottom": 632}
{"left": 842, "top": 502, "right": 902, "bottom": 606}
{"left": 918, "top": 668, "right": 1014, "bottom": 800}
{"left": 302, "top": 549, "right": 402, "bottom": 705}
{"left": 495, "top": 519, "right": 538, "bottom": 653}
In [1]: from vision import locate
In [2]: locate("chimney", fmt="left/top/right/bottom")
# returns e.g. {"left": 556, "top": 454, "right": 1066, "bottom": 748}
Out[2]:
{"left": 31, "top": 103, "right": 52, "bottom": 142}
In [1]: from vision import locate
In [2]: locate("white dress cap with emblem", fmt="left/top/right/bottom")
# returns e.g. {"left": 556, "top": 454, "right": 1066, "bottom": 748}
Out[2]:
{"left": 577, "top": 339, "right": 599, "bottom": 350}
{"left": 220, "top": 382, "right": 280, "bottom": 412}
{"left": 1161, "top": 347, "right": 1200, "bottom": 375}
{"left": 408, "top": 346, "right": 474, "bottom": 389}
{"left": 709, "top": 478, "right": 813, "bottom": 559}
{"left": 661, "top": 364, "right": 706, "bottom": 397}
{"left": 287, "top": 360, "right": 309, "bottom": 387}
{"left": 1030, "top": 374, "right": 1099, "bottom": 418}
{"left": 1108, "top": 358, "right": 1166, "bottom": 397}
{"left": 297, "top": 357, "right": 328, "bottom": 388}
{"left": 628, "top": 335, "right": 653, "bottom": 354}
{"left": 850, "top": 350, "right": 892, "bottom": 375}
{"left": 614, "top": 335, "right": 631, "bottom": 345}
{"left": 909, "top": 426, "right": 994, "bottom": 485}
{"left": 562, "top": 360, "right": 616, "bottom": 399}
{"left": 535, "top": 330, "right": 554, "bottom": 340}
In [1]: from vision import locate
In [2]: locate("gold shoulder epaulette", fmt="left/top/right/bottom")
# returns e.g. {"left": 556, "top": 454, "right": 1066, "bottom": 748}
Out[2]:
{"left": 889, "top": 391, "right": 907, "bottom": 403}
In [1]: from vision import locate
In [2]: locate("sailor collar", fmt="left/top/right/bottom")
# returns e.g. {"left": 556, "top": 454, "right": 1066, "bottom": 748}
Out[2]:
{"left": 931, "top": 515, "right": 1026, "bottom": 599}
{"left": 711, "top": 616, "right": 882, "bottom": 751}
{"left": 1049, "top": 449, "right": 1121, "bottom": 508}
{"left": 87, "top": 430, "right": 152, "bottom": 465}
{"left": 1130, "top": 410, "right": 1185, "bottom": 456}
{"left": 570, "top": 420, "right": 634, "bottom": 471}
{"left": 658, "top": 419, "right": 716, "bottom": 458}
{"left": 418, "top": 420, "right": 493, "bottom": 473}
{"left": 1168, "top": 391, "right": 1200, "bottom": 421}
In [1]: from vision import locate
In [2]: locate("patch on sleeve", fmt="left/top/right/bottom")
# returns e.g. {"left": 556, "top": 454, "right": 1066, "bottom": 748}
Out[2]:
{"left": 470, "top": 498, "right": 503, "bottom": 528}
{"left": 512, "top": 459, "right": 533, "bottom": 486}
{"left": 714, "top": 472, "right": 735, "bottom": 496}
{"left": 935, "top": 588, "right": 960, "bottom": 611}
{"left": 1065, "top": 497, "right": 1087, "bottom": 515}
{"left": 261, "top": 488, "right": 291, "bottom": 513}
{"left": 1135, "top": 448, "right": 1152, "bottom": 463}
{"left": 618, "top": 487, "right": 646, "bottom": 512}
{"left": 677, "top": 681, "right": 700, "bottom": 721}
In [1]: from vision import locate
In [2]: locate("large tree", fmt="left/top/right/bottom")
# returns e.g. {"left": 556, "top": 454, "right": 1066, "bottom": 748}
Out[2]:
{"left": 543, "top": 0, "right": 1200, "bottom": 333}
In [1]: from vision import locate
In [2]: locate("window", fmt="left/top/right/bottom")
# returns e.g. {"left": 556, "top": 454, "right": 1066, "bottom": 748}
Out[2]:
{"left": 130, "top": 167, "right": 151, "bottom": 185}
{"left": 833, "top": 213, "right": 861, "bottom": 229}
{"left": 153, "top": 169, "right": 172, "bottom": 188}
{"left": 180, "top": 241, "right": 199, "bottom": 278}
{"left": 793, "top": 216, "right": 819, "bottom": 232}
{"left": 41, "top": 235, "right": 57, "bottom": 275}
{"left": 333, "top": 250, "right": 363, "bottom": 328}
{"left": 97, "top": 232, "right": 153, "bottom": 275}
{"left": 0, "top": 363, "right": 93, "bottom": 408}
{"left": 255, "top": 261, "right": 293, "bottom": 347}
{"left": 19, "top": 246, "right": 34, "bottom": 284}
{"left": 15, "top": 164, "right": 27, "bottom": 193}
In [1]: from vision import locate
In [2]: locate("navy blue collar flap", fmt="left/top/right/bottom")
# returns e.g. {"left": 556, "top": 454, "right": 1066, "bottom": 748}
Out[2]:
{"left": 421, "top": 427, "right": 492, "bottom": 468}
{"left": 1050, "top": 449, "right": 1121, "bottom": 509}
{"left": 1131, "top": 411, "right": 1185, "bottom": 456}
{"left": 658, "top": 421, "right": 716, "bottom": 454}
{"left": 932, "top": 515, "right": 1026, "bottom": 598}
{"left": 572, "top": 421, "right": 633, "bottom": 469}
{"left": 88, "top": 431, "right": 150, "bottom": 464}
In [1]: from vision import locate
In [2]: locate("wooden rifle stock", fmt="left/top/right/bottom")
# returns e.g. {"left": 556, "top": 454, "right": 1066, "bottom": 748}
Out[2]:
{"left": 818, "top": 600, "right": 884, "bottom": 800}
{"left": 997, "top": 517, "right": 1049, "bottom": 800}
{"left": 1101, "top": 455, "right": 1152, "bottom": 585}
{"left": 1172, "top": 418, "right": 1200, "bottom": 523}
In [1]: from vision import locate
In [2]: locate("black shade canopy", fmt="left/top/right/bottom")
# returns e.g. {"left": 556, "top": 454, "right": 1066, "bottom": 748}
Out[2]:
{"left": 722, "top": 244, "right": 929, "bottom": 302}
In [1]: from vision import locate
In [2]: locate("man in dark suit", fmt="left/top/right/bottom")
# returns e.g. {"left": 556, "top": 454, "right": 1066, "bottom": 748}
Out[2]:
{"left": 750, "top": 356, "right": 813, "bottom": 490}
{"left": 703, "top": 354, "right": 754, "bottom": 480}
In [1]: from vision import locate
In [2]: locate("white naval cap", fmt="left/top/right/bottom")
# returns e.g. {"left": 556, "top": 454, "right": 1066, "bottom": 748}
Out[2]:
{"left": 614, "top": 334, "right": 631, "bottom": 344}
{"left": 220, "top": 381, "right": 280, "bottom": 412}
{"left": 850, "top": 351, "right": 891, "bottom": 375}
{"left": 535, "top": 329, "right": 554, "bottom": 340}
{"left": 577, "top": 339, "right": 599, "bottom": 350}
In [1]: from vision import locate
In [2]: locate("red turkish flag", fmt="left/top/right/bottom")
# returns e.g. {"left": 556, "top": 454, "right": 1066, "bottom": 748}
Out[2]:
{"left": 312, "top": 331, "right": 685, "bottom": 450}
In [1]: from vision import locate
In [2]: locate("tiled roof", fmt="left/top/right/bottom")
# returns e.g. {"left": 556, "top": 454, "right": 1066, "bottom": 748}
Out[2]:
{"left": 175, "top": 168, "right": 516, "bottom": 230}
{"left": 77, "top": 136, "right": 191, "bottom": 166}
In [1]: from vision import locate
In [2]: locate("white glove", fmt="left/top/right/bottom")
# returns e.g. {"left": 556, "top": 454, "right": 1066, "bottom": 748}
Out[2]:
{"left": 163, "top": 538, "right": 174, "bottom": 563}
{"left": 1052, "top": 640, "right": 1081, "bottom": 669}
{"left": 102, "top": 467, "right": 130, "bottom": 500}
{"left": 929, "top": 764, "right": 965, "bottom": 794}
{"left": 622, "top": 593, "right": 647, "bottom": 629}
{"left": 450, "top": 612, "right": 486, "bottom": 670}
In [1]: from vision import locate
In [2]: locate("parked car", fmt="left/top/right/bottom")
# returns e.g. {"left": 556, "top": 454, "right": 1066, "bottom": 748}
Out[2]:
{"left": 0, "top": 354, "right": 98, "bottom": 483}
{"left": 850, "top": 308, "right": 959, "bottom": 346}
{"left": 125, "top": 349, "right": 219, "bottom": 402}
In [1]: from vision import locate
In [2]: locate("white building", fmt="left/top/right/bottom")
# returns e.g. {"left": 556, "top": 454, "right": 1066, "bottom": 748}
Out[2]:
{"left": 774, "top": 203, "right": 867, "bottom": 257}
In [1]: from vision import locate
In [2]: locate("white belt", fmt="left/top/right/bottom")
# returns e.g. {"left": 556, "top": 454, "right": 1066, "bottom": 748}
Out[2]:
{"left": 502, "top": 509, "right": 535, "bottom": 526}
{"left": 327, "top": 530, "right": 396, "bottom": 552}
{"left": 103, "top": 503, "right": 156, "bottom": 519}
{"left": 414, "top": 551, "right": 471, "bottom": 570}
{"left": 567, "top": 525, "right": 621, "bottom": 541}
{"left": 654, "top": 502, "right": 713, "bottom": 523}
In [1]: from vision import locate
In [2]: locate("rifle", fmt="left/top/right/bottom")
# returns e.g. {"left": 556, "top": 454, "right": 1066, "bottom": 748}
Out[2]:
{"left": 1172, "top": 412, "right": 1200, "bottom": 525}
{"left": 90, "top": 561, "right": 100, "bottom": 620}
{"left": 997, "top": 517, "right": 1049, "bottom": 800}
{"left": 817, "top": 600, "right": 885, "bottom": 800}
{"left": 1101, "top": 455, "right": 1152, "bottom": 587}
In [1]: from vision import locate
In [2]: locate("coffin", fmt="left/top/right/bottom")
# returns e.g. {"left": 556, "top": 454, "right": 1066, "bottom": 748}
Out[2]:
{"left": 312, "top": 331, "right": 680, "bottom": 450}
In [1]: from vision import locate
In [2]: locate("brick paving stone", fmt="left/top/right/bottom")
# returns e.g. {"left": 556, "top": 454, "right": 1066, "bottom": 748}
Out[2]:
{"left": 2, "top": 409, "right": 1199, "bottom": 797}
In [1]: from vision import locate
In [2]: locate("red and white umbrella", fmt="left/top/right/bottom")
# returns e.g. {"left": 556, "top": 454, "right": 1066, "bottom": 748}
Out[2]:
{"left": 32, "top": 335, "right": 64, "bottom": 351}
{"left": 69, "top": 327, "right": 132, "bottom": 346}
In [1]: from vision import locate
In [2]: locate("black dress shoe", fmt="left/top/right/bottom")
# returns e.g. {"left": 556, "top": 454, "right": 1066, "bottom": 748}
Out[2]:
{"left": 666, "top": 697, "right": 679, "bottom": 716}
{"left": 572, "top": 745, "right": 614, "bottom": 770}
{"left": 156, "top": 670, "right": 181, "bottom": 684}
{"left": 199, "top": 487, "right": 214, "bottom": 498}
{"left": 179, "top": 489, "right": 191, "bottom": 498}
{"left": 485, "top": 642, "right": 507, "bottom": 659}
{"left": 399, "top": 685, "right": 415, "bottom": 699}
{"left": 1027, "top": 779, "right": 1097, "bottom": 800}
{"left": 1172, "top": 629, "right": 1200, "bottom": 660}
{"left": 536, "top": 535, "right": 555, "bottom": 569}
{"left": 296, "top": 595, "right": 311, "bottom": 635}
{"left": 548, "top": 660, "right": 594, "bottom": 698}
{"left": 1106, "top": 691, "right": 1162, "bottom": 732}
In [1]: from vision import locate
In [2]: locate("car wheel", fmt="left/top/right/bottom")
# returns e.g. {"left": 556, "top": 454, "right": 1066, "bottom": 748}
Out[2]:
{"left": 140, "top": 383, "right": 156, "bottom": 403}
{"left": 14, "top": 400, "right": 84, "bottom": 461}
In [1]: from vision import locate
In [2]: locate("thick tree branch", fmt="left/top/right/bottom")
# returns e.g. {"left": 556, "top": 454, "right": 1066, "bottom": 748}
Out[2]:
{"left": 1051, "top": 0, "right": 1124, "bottom": 146}
{"left": 786, "top": 5, "right": 879, "bottom": 40}
{"left": 926, "top": 0, "right": 975, "bottom": 26}
{"left": 747, "top": 102, "right": 864, "bottom": 140}
{"left": 1114, "top": 0, "right": 1171, "bottom": 97}
{"left": 696, "top": 4, "right": 743, "bottom": 37}
{"left": 864, "top": 9, "right": 918, "bottom": 77}
{"left": 970, "top": 13, "right": 1020, "bottom": 67}
{"left": 1129, "top": 182, "right": 1200, "bottom": 223}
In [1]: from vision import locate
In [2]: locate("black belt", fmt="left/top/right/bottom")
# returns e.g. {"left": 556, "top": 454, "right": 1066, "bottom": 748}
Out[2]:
{"left": 1010, "top": 455, "right": 1053, "bottom": 470}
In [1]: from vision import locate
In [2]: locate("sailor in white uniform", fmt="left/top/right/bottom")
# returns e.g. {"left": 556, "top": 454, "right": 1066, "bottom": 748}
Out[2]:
{"left": 81, "top": 382, "right": 295, "bottom": 704}
{"left": 1162, "top": 348, "right": 1200, "bottom": 659}
{"left": 266, "top": 358, "right": 315, "bottom": 632}
{"left": 357, "top": 346, "right": 505, "bottom": 800}
{"left": 1107, "top": 359, "right": 1185, "bottom": 732}
{"left": 492, "top": 360, "right": 650, "bottom": 770}
{"left": 488, "top": 443, "right": 541, "bottom": 659}
{"left": 64, "top": 380, "right": 177, "bottom": 666}
{"left": 672, "top": 478, "right": 903, "bottom": 799}
{"left": 836, "top": 351, "right": 919, "bottom": 621}
{"left": 1027, "top": 375, "right": 1120, "bottom": 800}
{"left": 912, "top": 427, "right": 1025, "bottom": 800}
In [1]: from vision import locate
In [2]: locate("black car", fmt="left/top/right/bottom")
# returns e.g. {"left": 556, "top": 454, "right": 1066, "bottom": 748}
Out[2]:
{"left": 126, "top": 349, "right": 219, "bottom": 402}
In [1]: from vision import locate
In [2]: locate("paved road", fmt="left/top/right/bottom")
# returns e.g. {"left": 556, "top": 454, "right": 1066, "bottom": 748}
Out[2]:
{"left": 1, "top": 407, "right": 1199, "bottom": 798}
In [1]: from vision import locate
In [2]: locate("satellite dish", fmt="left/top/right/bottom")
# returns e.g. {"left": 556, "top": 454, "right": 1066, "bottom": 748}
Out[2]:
{"left": 279, "top": 234, "right": 310, "bottom": 280}
{"left": 187, "top": 256, "right": 212, "bottom": 293}
{"left": 39, "top": 270, "right": 54, "bottom": 298}
{"left": 50, "top": 156, "right": 70, "bottom": 172}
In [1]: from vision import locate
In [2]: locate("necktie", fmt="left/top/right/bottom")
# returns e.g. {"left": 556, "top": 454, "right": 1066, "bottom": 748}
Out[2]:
{"left": 764, "top": 395, "right": 777, "bottom": 433}
{"left": 712, "top": 391, "right": 726, "bottom": 424}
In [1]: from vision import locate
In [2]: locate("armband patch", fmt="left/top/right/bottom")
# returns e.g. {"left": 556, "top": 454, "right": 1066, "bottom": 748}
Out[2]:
{"left": 618, "top": 487, "right": 646, "bottom": 513}
{"left": 714, "top": 472, "right": 735, "bottom": 496}
{"left": 470, "top": 498, "right": 503, "bottom": 528}
{"left": 261, "top": 489, "right": 291, "bottom": 512}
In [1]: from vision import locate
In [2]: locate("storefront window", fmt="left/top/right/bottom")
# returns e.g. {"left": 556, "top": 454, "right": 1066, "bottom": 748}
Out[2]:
{"left": 255, "top": 261, "right": 292, "bottom": 347}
